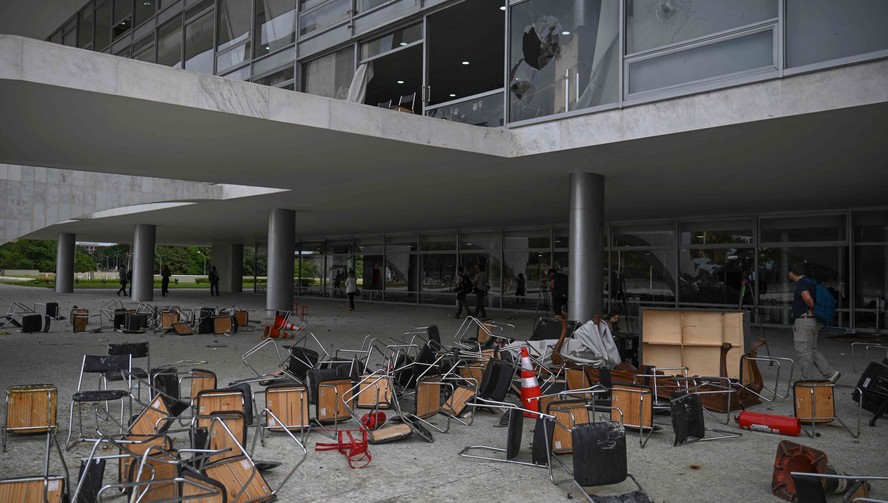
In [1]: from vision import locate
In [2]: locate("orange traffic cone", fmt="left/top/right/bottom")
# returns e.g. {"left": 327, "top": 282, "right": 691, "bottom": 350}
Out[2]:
{"left": 519, "top": 347, "right": 542, "bottom": 417}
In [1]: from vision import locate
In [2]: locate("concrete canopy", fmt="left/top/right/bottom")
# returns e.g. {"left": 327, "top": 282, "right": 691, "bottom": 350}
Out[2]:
{"left": 1, "top": 35, "right": 887, "bottom": 246}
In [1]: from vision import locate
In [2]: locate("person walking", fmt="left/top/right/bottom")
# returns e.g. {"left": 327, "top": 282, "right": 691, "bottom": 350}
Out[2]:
{"left": 161, "top": 264, "right": 171, "bottom": 298}
{"left": 788, "top": 262, "right": 840, "bottom": 383}
{"left": 208, "top": 265, "right": 220, "bottom": 297}
{"left": 473, "top": 264, "right": 489, "bottom": 319}
{"left": 345, "top": 270, "right": 358, "bottom": 311}
{"left": 454, "top": 265, "right": 472, "bottom": 318}
{"left": 116, "top": 264, "right": 128, "bottom": 296}
{"left": 515, "top": 273, "right": 526, "bottom": 305}
{"left": 548, "top": 268, "right": 568, "bottom": 319}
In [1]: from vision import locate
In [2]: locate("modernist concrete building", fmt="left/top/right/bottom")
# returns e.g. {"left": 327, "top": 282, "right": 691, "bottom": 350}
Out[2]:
{"left": 1, "top": 0, "right": 887, "bottom": 330}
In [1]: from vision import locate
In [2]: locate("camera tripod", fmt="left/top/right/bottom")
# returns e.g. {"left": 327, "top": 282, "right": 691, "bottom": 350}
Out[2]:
{"left": 610, "top": 273, "right": 633, "bottom": 333}
{"left": 738, "top": 271, "right": 770, "bottom": 357}
{"left": 535, "top": 280, "right": 552, "bottom": 317}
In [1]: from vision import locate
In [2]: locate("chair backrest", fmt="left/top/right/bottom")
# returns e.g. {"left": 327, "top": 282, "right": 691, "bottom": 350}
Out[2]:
{"left": 572, "top": 422, "right": 628, "bottom": 487}
{"left": 83, "top": 354, "right": 131, "bottom": 374}
{"left": 611, "top": 384, "right": 652, "bottom": 429}
{"left": 415, "top": 376, "right": 442, "bottom": 419}
{"left": 793, "top": 380, "right": 836, "bottom": 423}
{"left": 315, "top": 379, "right": 354, "bottom": 423}
{"left": 505, "top": 408, "right": 524, "bottom": 460}
{"left": 565, "top": 367, "right": 589, "bottom": 390}
{"left": 398, "top": 92, "right": 416, "bottom": 111}
{"left": 671, "top": 392, "right": 705, "bottom": 446}
{"left": 427, "top": 325, "right": 441, "bottom": 350}
{"left": 479, "top": 359, "right": 514, "bottom": 402}
{"left": 108, "top": 342, "right": 149, "bottom": 359}
{"left": 265, "top": 385, "right": 310, "bottom": 430}
{"left": 548, "top": 399, "right": 591, "bottom": 454}
{"left": 356, "top": 374, "right": 393, "bottom": 409}
{"left": 378, "top": 99, "right": 393, "bottom": 108}
{"left": 188, "top": 369, "right": 217, "bottom": 404}
{"left": 80, "top": 354, "right": 131, "bottom": 390}
{"left": 441, "top": 385, "right": 475, "bottom": 417}
{"left": 789, "top": 474, "right": 828, "bottom": 503}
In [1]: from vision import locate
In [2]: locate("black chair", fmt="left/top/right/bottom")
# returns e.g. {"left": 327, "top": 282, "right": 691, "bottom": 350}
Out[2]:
{"left": 670, "top": 392, "right": 741, "bottom": 446}
{"left": 65, "top": 354, "right": 132, "bottom": 449}
{"left": 458, "top": 404, "right": 551, "bottom": 468}
{"left": 103, "top": 341, "right": 149, "bottom": 403}
{"left": 397, "top": 92, "right": 416, "bottom": 112}
{"left": 571, "top": 422, "right": 652, "bottom": 502}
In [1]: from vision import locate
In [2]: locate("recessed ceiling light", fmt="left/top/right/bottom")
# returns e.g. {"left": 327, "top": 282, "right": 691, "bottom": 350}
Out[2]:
{"left": 461, "top": 61, "right": 470, "bottom": 65}
{"left": 399, "top": 42, "right": 407, "bottom": 46}
{"left": 449, "top": 93, "right": 456, "bottom": 97}
{"left": 397, "top": 80, "right": 404, "bottom": 84}
{"left": 499, "top": 6, "right": 506, "bottom": 10}
{"left": 561, "top": 31, "right": 571, "bottom": 35}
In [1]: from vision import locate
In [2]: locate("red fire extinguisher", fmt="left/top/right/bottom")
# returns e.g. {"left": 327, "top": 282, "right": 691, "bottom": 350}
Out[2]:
{"left": 736, "top": 411, "right": 801, "bottom": 436}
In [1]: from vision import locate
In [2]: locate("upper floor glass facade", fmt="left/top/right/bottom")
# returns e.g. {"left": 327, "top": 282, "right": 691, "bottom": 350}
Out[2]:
{"left": 46, "top": 0, "right": 888, "bottom": 126}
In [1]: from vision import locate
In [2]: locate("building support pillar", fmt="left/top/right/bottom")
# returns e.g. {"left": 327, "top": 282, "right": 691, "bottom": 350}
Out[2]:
{"left": 55, "top": 232, "right": 75, "bottom": 293}
{"left": 568, "top": 172, "right": 605, "bottom": 323}
{"left": 211, "top": 244, "right": 244, "bottom": 294}
{"left": 131, "top": 224, "right": 156, "bottom": 302}
{"left": 267, "top": 209, "right": 295, "bottom": 312}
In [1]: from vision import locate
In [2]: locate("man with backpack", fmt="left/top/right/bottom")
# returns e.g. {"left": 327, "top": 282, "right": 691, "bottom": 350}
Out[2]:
{"left": 788, "top": 262, "right": 840, "bottom": 383}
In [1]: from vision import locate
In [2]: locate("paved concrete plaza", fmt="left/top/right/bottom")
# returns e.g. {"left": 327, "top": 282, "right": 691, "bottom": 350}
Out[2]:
{"left": 0, "top": 283, "right": 885, "bottom": 502}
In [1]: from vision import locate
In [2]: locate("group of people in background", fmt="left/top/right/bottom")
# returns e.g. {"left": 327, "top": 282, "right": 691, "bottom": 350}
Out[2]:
{"left": 114, "top": 263, "right": 220, "bottom": 298}
{"left": 454, "top": 264, "right": 490, "bottom": 319}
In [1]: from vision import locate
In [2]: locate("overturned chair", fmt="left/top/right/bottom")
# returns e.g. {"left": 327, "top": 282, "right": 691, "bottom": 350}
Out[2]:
{"left": 458, "top": 398, "right": 553, "bottom": 468}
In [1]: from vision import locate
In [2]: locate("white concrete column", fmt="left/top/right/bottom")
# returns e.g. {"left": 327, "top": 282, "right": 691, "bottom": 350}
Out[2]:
{"left": 55, "top": 232, "right": 75, "bottom": 293}
{"left": 211, "top": 244, "right": 244, "bottom": 293}
{"left": 267, "top": 209, "right": 295, "bottom": 312}
{"left": 131, "top": 224, "right": 156, "bottom": 302}
{"left": 569, "top": 172, "right": 605, "bottom": 322}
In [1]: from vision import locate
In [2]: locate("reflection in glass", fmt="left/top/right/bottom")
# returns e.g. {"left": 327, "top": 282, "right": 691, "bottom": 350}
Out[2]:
{"left": 157, "top": 16, "right": 183, "bottom": 68}
{"left": 299, "top": 0, "right": 348, "bottom": 36}
{"left": 254, "top": 0, "right": 296, "bottom": 57}
{"left": 113, "top": 0, "right": 134, "bottom": 39}
{"left": 426, "top": 91, "right": 504, "bottom": 128}
{"left": 627, "top": 29, "right": 774, "bottom": 95}
{"left": 757, "top": 246, "right": 848, "bottom": 326}
{"left": 421, "top": 254, "right": 458, "bottom": 303}
{"left": 253, "top": 66, "right": 295, "bottom": 86}
{"left": 509, "top": 0, "right": 619, "bottom": 122}
{"left": 96, "top": 2, "right": 112, "bottom": 49}
{"left": 854, "top": 210, "right": 888, "bottom": 243}
{"left": 760, "top": 214, "right": 846, "bottom": 243}
{"left": 216, "top": 43, "right": 251, "bottom": 73}
{"left": 854, "top": 245, "right": 888, "bottom": 330}
{"left": 678, "top": 247, "right": 754, "bottom": 305}
{"left": 786, "top": 0, "right": 888, "bottom": 69}
{"left": 299, "top": 249, "right": 326, "bottom": 296}
{"left": 680, "top": 219, "right": 753, "bottom": 245}
{"left": 503, "top": 251, "right": 551, "bottom": 309}
{"left": 78, "top": 8, "right": 94, "bottom": 49}
{"left": 135, "top": 0, "right": 156, "bottom": 27}
{"left": 360, "top": 24, "right": 422, "bottom": 60}
{"left": 359, "top": 0, "right": 393, "bottom": 11}
{"left": 421, "top": 233, "right": 456, "bottom": 251}
{"left": 185, "top": 12, "right": 214, "bottom": 74}
{"left": 303, "top": 46, "right": 355, "bottom": 100}
{"left": 613, "top": 222, "right": 675, "bottom": 247}
{"left": 134, "top": 45, "right": 155, "bottom": 62}
{"left": 626, "top": 0, "right": 776, "bottom": 54}
{"left": 610, "top": 249, "right": 677, "bottom": 305}
{"left": 218, "top": 0, "right": 251, "bottom": 51}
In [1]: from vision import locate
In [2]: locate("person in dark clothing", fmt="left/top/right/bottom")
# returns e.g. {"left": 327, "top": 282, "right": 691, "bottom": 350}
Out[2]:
{"left": 788, "top": 262, "right": 839, "bottom": 382}
{"left": 209, "top": 265, "right": 220, "bottom": 296}
{"left": 161, "top": 264, "right": 171, "bottom": 297}
{"left": 548, "top": 268, "right": 568, "bottom": 318}
{"left": 116, "top": 265, "right": 128, "bottom": 296}
{"left": 473, "top": 264, "right": 489, "bottom": 319}
{"left": 454, "top": 265, "right": 473, "bottom": 318}
{"left": 515, "top": 273, "right": 526, "bottom": 305}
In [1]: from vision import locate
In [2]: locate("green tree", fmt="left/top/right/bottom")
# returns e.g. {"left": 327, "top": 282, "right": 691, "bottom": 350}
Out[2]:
{"left": 154, "top": 245, "right": 192, "bottom": 273}
{"left": 0, "top": 240, "right": 56, "bottom": 271}
{"left": 74, "top": 248, "right": 95, "bottom": 272}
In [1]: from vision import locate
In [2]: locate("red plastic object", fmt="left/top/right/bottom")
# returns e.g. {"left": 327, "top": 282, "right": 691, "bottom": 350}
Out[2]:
{"left": 771, "top": 440, "right": 831, "bottom": 501}
{"left": 735, "top": 410, "right": 801, "bottom": 436}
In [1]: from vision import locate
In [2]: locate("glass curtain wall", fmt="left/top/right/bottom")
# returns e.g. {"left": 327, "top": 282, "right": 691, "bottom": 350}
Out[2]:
{"left": 217, "top": 0, "right": 252, "bottom": 73}
{"left": 853, "top": 211, "right": 888, "bottom": 331}
{"left": 678, "top": 219, "right": 755, "bottom": 309}
{"left": 386, "top": 235, "right": 419, "bottom": 303}
{"left": 502, "top": 229, "right": 551, "bottom": 309}
{"left": 420, "top": 233, "right": 457, "bottom": 306}
{"left": 758, "top": 214, "right": 849, "bottom": 327}
{"left": 254, "top": 0, "right": 297, "bottom": 58}
{"left": 785, "top": 0, "right": 888, "bottom": 70}
{"left": 185, "top": 9, "right": 214, "bottom": 74}
{"left": 610, "top": 222, "right": 677, "bottom": 318}
{"left": 509, "top": 0, "right": 620, "bottom": 122}
{"left": 302, "top": 46, "right": 355, "bottom": 99}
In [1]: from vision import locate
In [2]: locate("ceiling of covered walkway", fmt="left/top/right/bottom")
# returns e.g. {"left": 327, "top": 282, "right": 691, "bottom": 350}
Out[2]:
{"left": 1, "top": 36, "right": 886, "bottom": 245}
